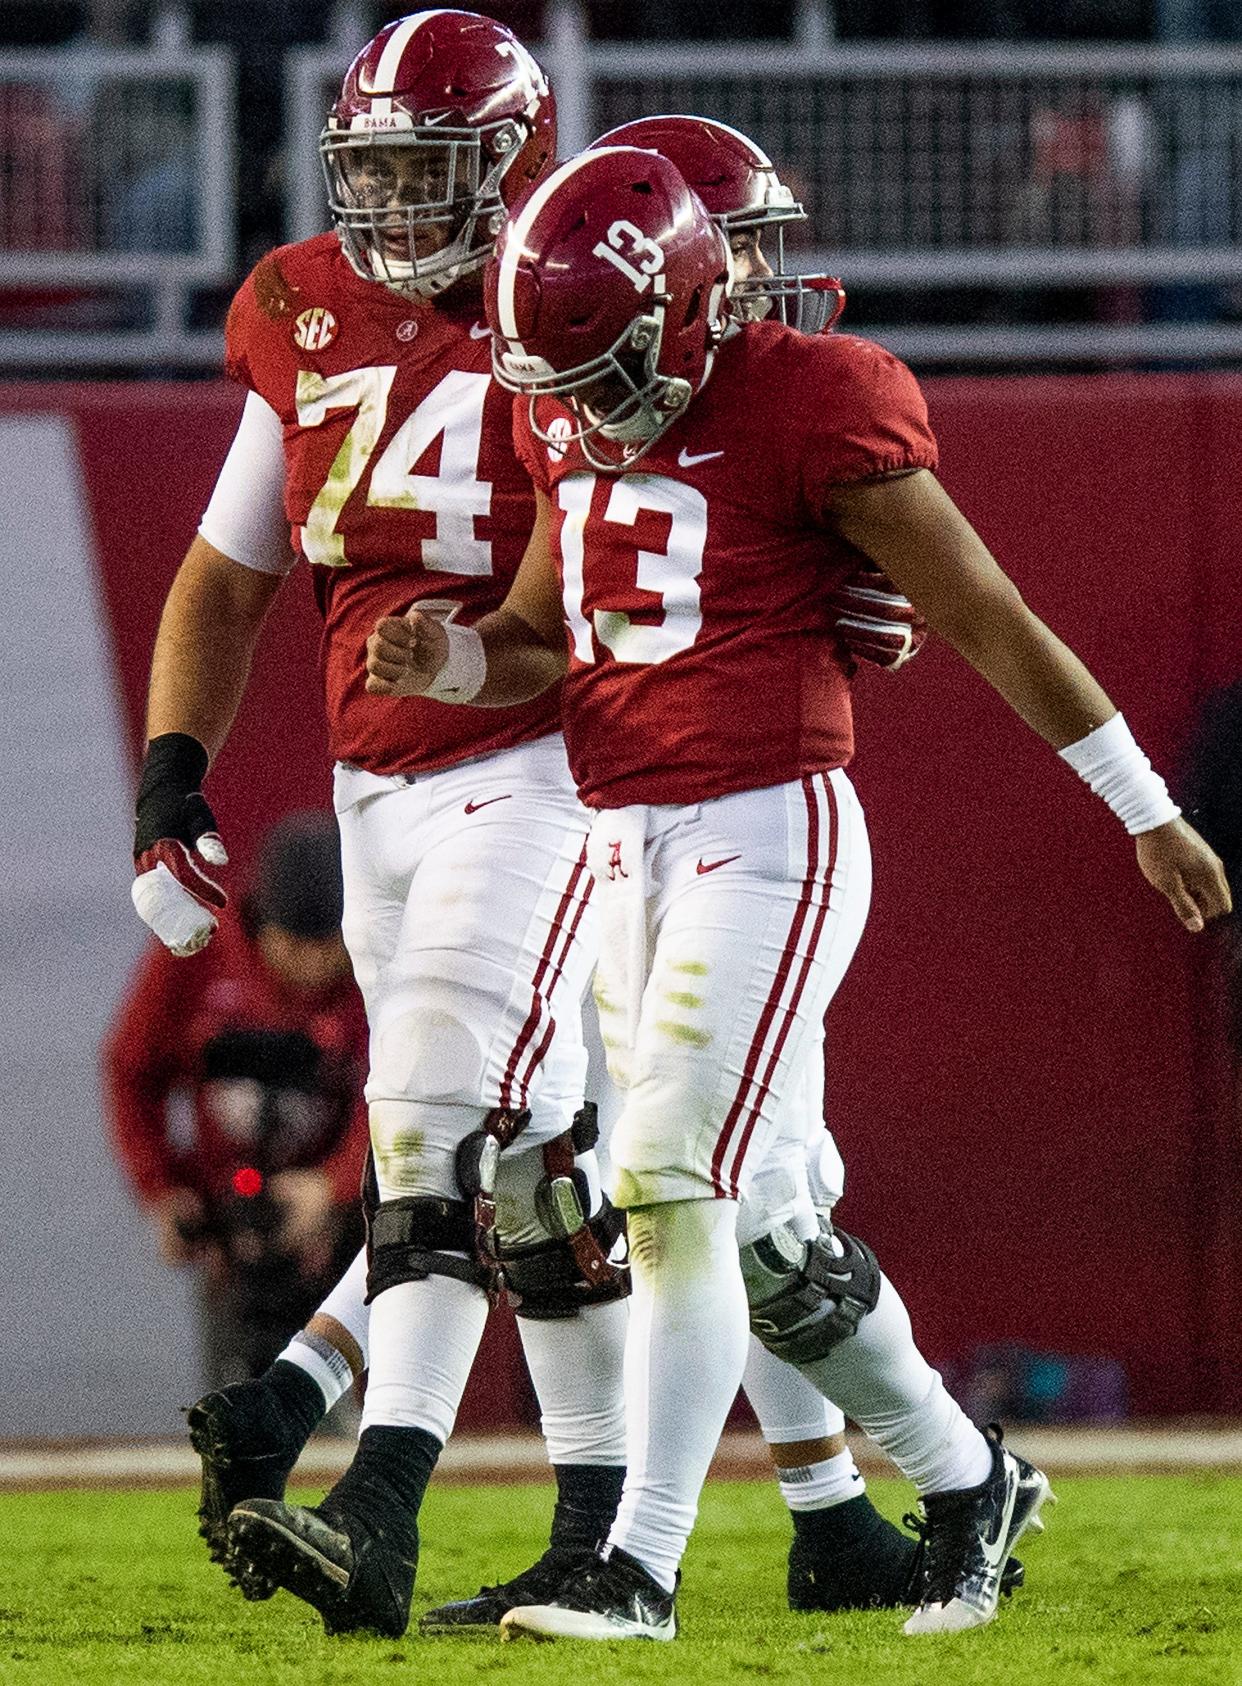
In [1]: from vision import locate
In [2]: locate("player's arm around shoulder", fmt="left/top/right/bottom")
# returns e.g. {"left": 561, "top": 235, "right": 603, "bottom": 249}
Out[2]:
{"left": 366, "top": 484, "right": 567, "bottom": 705}
{"left": 828, "top": 467, "right": 1231, "bottom": 934}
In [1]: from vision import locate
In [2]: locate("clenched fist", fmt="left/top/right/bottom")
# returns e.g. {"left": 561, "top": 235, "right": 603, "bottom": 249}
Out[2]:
{"left": 827, "top": 564, "right": 926, "bottom": 671}
{"left": 366, "top": 607, "right": 449, "bottom": 697}
{"left": 132, "top": 732, "right": 228, "bottom": 957}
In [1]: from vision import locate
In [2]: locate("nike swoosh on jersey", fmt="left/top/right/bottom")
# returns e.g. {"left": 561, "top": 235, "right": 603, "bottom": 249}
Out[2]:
{"left": 696, "top": 854, "right": 740, "bottom": 874}
{"left": 464, "top": 794, "right": 513, "bottom": 814}
{"left": 678, "top": 448, "right": 725, "bottom": 467}
{"left": 469, "top": 322, "right": 492, "bottom": 339}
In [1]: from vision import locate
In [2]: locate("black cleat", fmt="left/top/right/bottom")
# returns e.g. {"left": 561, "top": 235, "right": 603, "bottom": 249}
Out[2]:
{"left": 421, "top": 1544, "right": 597, "bottom": 1633}
{"left": 787, "top": 1494, "right": 1024, "bottom": 1612}
{"left": 903, "top": 1424, "right": 1053, "bottom": 1635}
{"left": 499, "top": 1546, "right": 676, "bottom": 1642}
{"left": 226, "top": 1498, "right": 417, "bottom": 1638}
{"left": 186, "top": 1382, "right": 304, "bottom": 1600}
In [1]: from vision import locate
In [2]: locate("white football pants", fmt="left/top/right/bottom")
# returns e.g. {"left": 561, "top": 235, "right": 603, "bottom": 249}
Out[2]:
{"left": 333, "top": 735, "right": 609, "bottom": 1446}
{"left": 335, "top": 733, "right": 595, "bottom": 1198}
{"left": 590, "top": 768, "right": 871, "bottom": 1215}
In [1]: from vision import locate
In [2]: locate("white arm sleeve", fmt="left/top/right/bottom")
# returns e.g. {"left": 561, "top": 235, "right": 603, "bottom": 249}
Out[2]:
{"left": 197, "top": 389, "right": 295, "bottom": 575}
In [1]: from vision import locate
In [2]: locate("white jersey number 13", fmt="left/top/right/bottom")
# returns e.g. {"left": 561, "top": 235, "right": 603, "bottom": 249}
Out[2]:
{"left": 557, "top": 473, "right": 705, "bottom": 665}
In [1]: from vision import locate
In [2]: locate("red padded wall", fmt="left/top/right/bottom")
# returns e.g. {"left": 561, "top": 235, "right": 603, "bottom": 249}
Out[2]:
{"left": 4, "top": 372, "right": 1238, "bottom": 1416}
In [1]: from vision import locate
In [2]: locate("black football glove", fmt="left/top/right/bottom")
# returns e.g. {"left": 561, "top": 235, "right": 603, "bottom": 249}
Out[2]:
{"left": 131, "top": 732, "right": 228, "bottom": 956}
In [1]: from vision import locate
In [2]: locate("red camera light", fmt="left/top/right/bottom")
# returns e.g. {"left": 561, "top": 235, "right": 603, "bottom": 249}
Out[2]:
{"left": 232, "top": 1166, "right": 264, "bottom": 1198}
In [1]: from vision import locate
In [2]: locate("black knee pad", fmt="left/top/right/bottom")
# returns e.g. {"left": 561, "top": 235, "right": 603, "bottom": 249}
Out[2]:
{"left": 504, "top": 1201, "right": 630, "bottom": 1320}
{"left": 739, "top": 1219, "right": 881, "bottom": 1364}
{"left": 365, "top": 1196, "right": 491, "bottom": 1302}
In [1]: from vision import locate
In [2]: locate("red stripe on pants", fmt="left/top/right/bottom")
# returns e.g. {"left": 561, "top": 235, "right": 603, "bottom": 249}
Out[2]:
{"left": 514, "top": 870, "right": 594, "bottom": 1108}
{"left": 725, "top": 773, "right": 837, "bottom": 1196}
{"left": 499, "top": 845, "right": 588, "bottom": 1110}
{"left": 709, "top": 777, "right": 823, "bottom": 1196}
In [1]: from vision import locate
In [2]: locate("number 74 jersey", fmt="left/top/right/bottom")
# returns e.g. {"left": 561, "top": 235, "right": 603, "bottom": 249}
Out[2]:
{"left": 512, "top": 319, "right": 939, "bottom": 810}
{"left": 225, "top": 233, "right": 559, "bottom": 777}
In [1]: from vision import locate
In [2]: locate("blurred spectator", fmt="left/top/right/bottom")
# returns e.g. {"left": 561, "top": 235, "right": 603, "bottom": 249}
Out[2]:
{"left": 104, "top": 813, "right": 369, "bottom": 1385}
{"left": 1156, "top": 0, "right": 1242, "bottom": 39}
{"left": 0, "top": 82, "right": 82, "bottom": 252}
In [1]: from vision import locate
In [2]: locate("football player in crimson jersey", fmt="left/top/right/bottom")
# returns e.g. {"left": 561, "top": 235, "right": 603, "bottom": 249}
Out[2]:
{"left": 588, "top": 113, "right": 1017, "bottom": 1618}
{"left": 132, "top": 12, "right": 637, "bottom": 1641}
{"left": 128, "top": 18, "right": 1001, "bottom": 1636}
{"left": 365, "top": 144, "right": 1230, "bottom": 1640}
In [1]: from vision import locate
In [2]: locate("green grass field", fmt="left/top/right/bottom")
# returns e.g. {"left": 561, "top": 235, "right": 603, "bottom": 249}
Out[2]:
{"left": 1, "top": 1475, "right": 1239, "bottom": 1686}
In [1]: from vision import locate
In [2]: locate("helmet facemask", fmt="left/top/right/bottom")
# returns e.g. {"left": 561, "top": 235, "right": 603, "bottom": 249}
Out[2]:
{"left": 495, "top": 302, "right": 700, "bottom": 472}
{"left": 723, "top": 194, "right": 845, "bottom": 336}
{"left": 321, "top": 118, "right": 526, "bottom": 299}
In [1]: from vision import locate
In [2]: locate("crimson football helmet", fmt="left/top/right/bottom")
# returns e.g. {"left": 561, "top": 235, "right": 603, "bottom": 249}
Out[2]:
{"left": 486, "top": 146, "right": 732, "bottom": 472}
{"left": 594, "top": 115, "right": 844, "bottom": 335}
{"left": 321, "top": 9, "right": 556, "bottom": 298}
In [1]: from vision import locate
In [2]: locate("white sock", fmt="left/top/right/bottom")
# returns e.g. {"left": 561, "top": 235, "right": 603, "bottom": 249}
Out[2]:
{"left": 743, "top": 1334, "right": 847, "bottom": 1442}
{"left": 278, "top": 1333, "right": 353, "bottom": 1412}
{"left": 360, "top": 1274, "right": 489, "bottom": 1443}
{"left": 276, "top": 1245, "right": 372, "bottom": 1410}
{"left": 606, "top": 1200, "right": 750, "bottom": 1592}
{"left": 797, "top": 1273, "right": 992, "bottom": 1496}
{"left": 518, "top": 1298, "right": 628, "bottom": 1465}
{"left": 312, "top": 1245, "right": 371, "bottom": 1363}
{"left": 779, "top": 1447, "right": 866, "bottom": 1513}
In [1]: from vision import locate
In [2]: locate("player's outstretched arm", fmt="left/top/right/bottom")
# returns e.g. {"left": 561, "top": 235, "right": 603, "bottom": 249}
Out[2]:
{"left": 830, "top": 468, "right": 1232, "bottom": 933}
{"left": 366, "top": 486, "right": 568, "bottom": 706}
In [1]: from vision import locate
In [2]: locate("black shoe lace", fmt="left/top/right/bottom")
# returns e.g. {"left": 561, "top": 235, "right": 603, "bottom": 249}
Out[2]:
{"left": 900, "top": 1511, "right": 929, "bottom": 1602}
{"left": 905, "top": 1497, "right": 980, "bottom": 1607}
{"left": 476, "top": 1543, "right": 591, "bottom": 1602}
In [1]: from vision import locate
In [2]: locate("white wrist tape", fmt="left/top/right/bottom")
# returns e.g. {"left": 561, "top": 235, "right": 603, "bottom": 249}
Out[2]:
{"left": 417, "top": 599, "right": 487, "bottom": 704}
{"left": 131, "top": 862, "right": 218, "bottom": 957}
{"left": 1058, "top": 712, "right": 1181, "bottom": 836}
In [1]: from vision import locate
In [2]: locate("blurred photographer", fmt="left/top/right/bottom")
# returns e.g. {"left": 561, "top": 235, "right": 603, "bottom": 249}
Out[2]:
{"left": 105, "top": 812, "right": 369, "bottom": 1385}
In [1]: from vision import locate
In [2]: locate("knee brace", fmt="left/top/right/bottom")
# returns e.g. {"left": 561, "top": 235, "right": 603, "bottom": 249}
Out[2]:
{"left": 503, "top": 1200, "right": 630, "bottom": 1320}
{"left": 456, "top": 1103, "right": 629, "bottom": 1315}
{"left": 365, "top": 1195, "right": 490, "bottom": 1302}
{"left": 739, "top": 1219, "right": 881, "bottom": 1364}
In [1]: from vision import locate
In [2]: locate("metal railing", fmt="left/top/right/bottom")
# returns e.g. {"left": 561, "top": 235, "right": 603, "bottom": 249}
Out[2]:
{"left": 286, "top": 14, "right": 1242, "bottom": 364}
{"left": 4, "top": 1, "right": 1242, "bottom": 367}
{"left": 0, "top": 37, "right": 235, "bottom": 368}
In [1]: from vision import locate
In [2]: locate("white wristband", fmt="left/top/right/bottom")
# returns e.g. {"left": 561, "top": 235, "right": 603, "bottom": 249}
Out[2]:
{"left": 1058, "top": 712, "right": 1180, "bottom": 836}
{"left": 426, "top": 618, "right": 487, "bottom": 703}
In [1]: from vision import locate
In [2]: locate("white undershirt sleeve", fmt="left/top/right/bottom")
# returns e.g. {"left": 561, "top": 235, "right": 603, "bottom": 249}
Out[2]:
{"left": 197, "top": 389, "right": 295, "bottom": 575}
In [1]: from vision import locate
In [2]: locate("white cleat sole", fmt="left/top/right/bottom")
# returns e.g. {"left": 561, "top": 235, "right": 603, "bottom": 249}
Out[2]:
{"left": 904, "top": 1597, "right": 995, "bottom": 1636}
{"left": 904, "top": 1451, "right": 1059, "bottom": 1637}
{"left": 500, "top": 1604, "right": 676, "bottom": 1642}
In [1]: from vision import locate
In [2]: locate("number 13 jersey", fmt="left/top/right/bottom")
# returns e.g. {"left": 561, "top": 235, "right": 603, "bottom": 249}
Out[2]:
{"left": 512, "top": 322, "right": 938, "bottom": 810}
{"left": 225, "top": 233, "right": 559, "bottom": 777}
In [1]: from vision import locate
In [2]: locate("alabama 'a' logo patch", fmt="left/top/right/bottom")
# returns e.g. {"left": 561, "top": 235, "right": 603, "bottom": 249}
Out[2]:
{"left": 292, "top": 306, "right": 339, "bottom": 351}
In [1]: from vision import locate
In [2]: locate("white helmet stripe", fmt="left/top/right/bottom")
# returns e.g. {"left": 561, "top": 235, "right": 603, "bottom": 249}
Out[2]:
{"left": 496, "top": 147, "right": 634, "bottom": 343}
{"left": 369, "top": 10, "right": 450, "bottom": 118}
